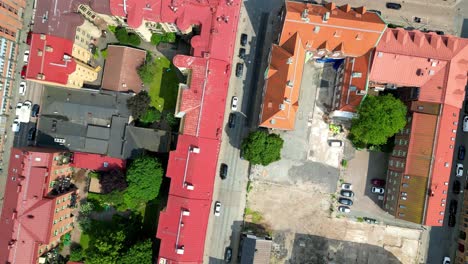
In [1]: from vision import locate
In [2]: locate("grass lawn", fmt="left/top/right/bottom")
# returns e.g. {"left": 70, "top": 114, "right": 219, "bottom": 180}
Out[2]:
{"left": 80, "top": 233, "right": 90, "bottom": 249}
{"left": 148, "top": 57, "right": 180, "bottom": 112}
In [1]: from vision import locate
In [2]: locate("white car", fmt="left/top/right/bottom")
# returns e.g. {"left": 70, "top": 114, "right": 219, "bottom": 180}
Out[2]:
{"left": 457, "top": 163, "right": 464, "bottom": 177}
{"left": 23, "top": 50, "right": 29, "bottom": 64}
{"left": 12, "top": 119, "right": 20, "bottom": 133}
{"left": 338, "top": 206, "right": 350, "bottom": 213}
{"left": 443, "top": 256, "right": 450, "bottom": 264}
{"left": 214, "top": 201, "right": 221, "bottom": 216}
{"left": 231, "top": 96, "right": 238, "bottom": 111}
{"left": 464, "top": 116, "right": 468, "bottom": 132}
{"left": 19, "top": 81, "right": 26, "bottom": 96}
{"left": 23, "top": 100, "right": 32, "bottom": 109}
{"left": 371, "top": 187, "right": 385, "bottom": 194}
{"left": 15, "top": 102, "right": 23, "bottom": 115}
{"left": 341, "top": 183, "right": 352, "bottom": 191}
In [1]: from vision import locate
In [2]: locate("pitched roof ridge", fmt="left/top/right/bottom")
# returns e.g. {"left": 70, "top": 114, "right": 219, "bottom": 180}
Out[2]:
{"left": 339, "top": 4, "right": 351, "bottom": 13}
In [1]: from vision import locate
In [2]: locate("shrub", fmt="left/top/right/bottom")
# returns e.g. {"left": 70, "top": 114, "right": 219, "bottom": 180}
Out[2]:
{"left": 140, "top": 107, "right": 162, "bottom": 124}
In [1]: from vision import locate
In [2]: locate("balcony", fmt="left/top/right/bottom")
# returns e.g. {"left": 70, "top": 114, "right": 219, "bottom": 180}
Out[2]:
{"left": 49, "top": 176, "right": 76, "bottom": 197}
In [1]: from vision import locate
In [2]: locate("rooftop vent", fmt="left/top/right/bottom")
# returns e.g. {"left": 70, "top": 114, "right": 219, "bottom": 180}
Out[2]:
{"left": 270, "top": 119, "right": 276, "bottom": 124}
{"left": 286, "top": 57, "right": 293, "bottom": 64}
{"left": 279, "top": 104, "right": 285, "bottom": 110}
{"left": 37, "top": 50, "right": 43, "bottom": 57}
{"left": 36, "top": 73, "right": 45, "bottom": 80}
{"left": 429, "top": 70, "right": 435, "bottom": 75}
{"left": 45, "top": 46, "right": 53, "bottom": 52}
{"left": 313, "top": 26, "right": 320, "bottom": 33}
{"left": 176, "top": 246, "right": 184, "bottom": 255}
{"left": 322, "top": 12, "right": 330, "bottom": 22}
{"left": 286, "top": 80, "right": 294, "bottom": 87}
{"left": 301, "top": 9, "right": 309, "bottom": 21}
{"left": 182, "top": 210, "right": 190, "bottom": 216}
{"left": 40, "top": 34, "right": 46, "bottom": 40}
{"left": 356, "top": 90, "right": 367, "bottom": 96}
{"left": 190, "top": 146, "right": 200, "bottom": 153}
{"left": 63, "top": 54, "right": 72, "bottom": 62}
{"left": 352, "top": 72, "right": 362, "bottom": 78}
{"left": 185, "top": 184, "right": 194, "bottom": 190}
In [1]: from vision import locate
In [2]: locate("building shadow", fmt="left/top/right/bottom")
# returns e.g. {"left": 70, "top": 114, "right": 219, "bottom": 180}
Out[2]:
{"left": 364, "top": 151, "right": 389, "bottom": 207}
{"left": 207, "top": 220, "right": 244, "bottom": 264}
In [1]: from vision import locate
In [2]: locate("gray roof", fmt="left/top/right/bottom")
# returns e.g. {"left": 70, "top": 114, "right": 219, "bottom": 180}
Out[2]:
{"left": 241, "top": 235, "right": 272, "bottom": 264}
{"left": 37, "top": 86, "right": 171, "bottom": 159}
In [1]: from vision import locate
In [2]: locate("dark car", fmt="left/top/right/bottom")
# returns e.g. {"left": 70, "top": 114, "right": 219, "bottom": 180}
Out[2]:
{"left": 220, "top": 163, "right": 228, "bottom": 179}
{"left": 364, "top": 217, "right": 378, "bottom": 224}
{"left": 368, "top": 9, "right": 382, "bottom": 16}
{"left": 224, "top": 247, "right": 232, "bottom": 263}
{"left": 453, "top": 180, "right": 461, "bottom": 195}
{"left": 413, "top": 17, "right": 421, "bottom": 23}
{"left": 340, "top": 190, "right": 354, "bottom": 197}
{"left": 240, "top": 33, "right": 248, "bottom": 46}
{"left": 338, "top": 197, "right": 353, "bottom": 206}
{"left": 52, "top": 120, "right": 57, "bottom": 132}
{"left": 450, "top": 200, "right": 458, "bottom": 214}
{"left": 228, "top": 113, "right": 236, "bottom": 128}
{"left": 386, "top": 2, "right": 402, "bottom": 10}
{"left": 235, "top": 63, "right": 244, "bottom": 78}
{"left": 31, "top": 104, "right": 40, "bottom": 117}
{"left": 371, "top": 179, "right": 386, "bottom": 187}
{"left": 459, "top": 145, "right": 466, "bottom": 160}
{"left": 435, "top": 30, "right": 445, "bottom": 35}
{"left": 448, "top": 213, "right": 456, "bottom": 227}
{"left": 239, "top": 48, "right": 246, "bottom": 59}
{"left": 27, "top": 127, "right": 36, "bottom": 141}
{"left": 464, "top": 101, "right": 468, "bottom": 114}
{"left": 21, "top": 65, "right": 27, "bottom": 79}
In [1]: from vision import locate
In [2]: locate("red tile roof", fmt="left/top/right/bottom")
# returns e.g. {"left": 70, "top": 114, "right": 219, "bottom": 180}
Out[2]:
{"left": 71, "top": 152, "right": 126, "bottom": 171}
{"left": 26, "top": 33, "right": 76, "bottom": 85}
{"left": 156, "top": 195, "right": 211, "bottom": 263}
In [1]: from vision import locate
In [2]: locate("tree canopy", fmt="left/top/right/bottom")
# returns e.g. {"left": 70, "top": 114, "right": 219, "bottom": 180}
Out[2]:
{"left": 99, "top": 169, "right": 127, "bottom": 194}
{"left": 127, "top": 91, "right": 151, "bottom": 119}
{"left": 124, "top": 155, "right": 164, "bottom": 208}
{"left": 115, "top": 27, "right": 141, "bottom": 46}
{"left": 350, "top": 94, "right": 407, "bottom": 146}
{"left": 120, "top": 239, "right": 153, "bottom": 264}
{"left": 241, "top": 130, "right": 284, "bottom": 166}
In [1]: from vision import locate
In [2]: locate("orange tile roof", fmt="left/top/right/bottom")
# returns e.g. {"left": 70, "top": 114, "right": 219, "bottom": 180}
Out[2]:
{"left": 259, "top": 33, "right": 305, "bottom": 130}
{"left": 282, "top": 1, "right": 386, "bottom": 57}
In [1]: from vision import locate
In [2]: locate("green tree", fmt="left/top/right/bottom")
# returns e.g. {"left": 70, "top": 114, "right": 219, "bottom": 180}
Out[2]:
{"left": 124, "top": 156, "right": 164, "bottom": 208}
{"left": 114, "top": 27, "right": 129, "bottom": 43}
{"left": 165, "top": 32, "right": 176, "bottom": 43}
{"left": 140, "top": 107, "right": 162, "bottom": 124}
{"left": 350, "top": 94, "right": 407, "bottom": 146}
{"left": 138, "top": 60, "right": 157, "bottom": 84}
{"left": 150, "top": 33, "right": 163, "bottom": 46}
{"left": 85, "top": 230, "right": 126, "bottom": 264}
{"left": 127, "top": 91, "right": 151, "bottom": 119}
{"left": 121, "top": 239, "right": 153, "bottom": 264}
{"left": 128, "top": 33, "right": 141, "bottom": 46}
{"left": 69, "top": 246, "right": 85, "bottom": 261}
{"left": 241, "top": 131, "right": 284, "bottom": 166}
{"left": 163, "top": 111, "right": 178, "bottom": 128}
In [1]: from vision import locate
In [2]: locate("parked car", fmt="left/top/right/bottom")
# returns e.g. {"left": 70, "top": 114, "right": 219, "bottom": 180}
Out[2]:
{"left": 228, "top": 113, "right": 236, "bottom": 128}
{"left": 463, "top": 116, "right": 468, "bottom": 132}
{"left": 27, "top": 127, "right": 36, "bottom": 141}
{"left": 465, "top": 101, "right": 468, "bottom": 114}
{"left": 448, "top": 213, "right": 456, "bottom": 227}
{"left": 341, "top": 183, "right": 352, "bottom": 190}
{"left": 231, "top": 96, "right": 238, "bottom": 111}
{"left": 52, "top": 120, "right": 57, "bottom": 132}
{"left": 340, "top": 190, "right": 354, "bottom": 197}
{"left": 240, "top": 33, "right": 248, "bottom": 46}
{"left": 453, "top": 180, "right": 461, "bottom": 195}
{"left": 214, "top": 201, "right": 221, "bottom": 216}
{"left": 443, "top": 256, "right": 451, "bottom": 264}
{"left": 328, "top": 139, "right": 342, "bottom": 147}
{"left": 459, "top": 145, "right": 466, "bottom": 160}
{"left": 23, "top": 100, "right": 32, "bottom": 109}
{"left": 220, "top": 163, "right": 228, "bottom": 179}
{"left": 12, "top": 118, "right": 20, "bottom": 133}
{"left": 224, "top": 247, "right": 232, "bottom": 263}
{"left": 235, "top": 63, "right": 244, "bottom": 78}
{"left": 338, "top": 206, "right": 351, "bottom": 213}
{"left": 386, "top": 2, "right": 402, "bottom": 10}
{"left": 239, "top": 48, "right": 246, "bottom": 59}
{"left": 371, "top": 187, "right": 385, "bottom": 194}
{"left": 371, "top": 179, "right": 386, "bottom": 187}
{"left": 21, "top": 65, "right": 27, "bottom": 79}
{"left": 19, "top": 81, "right": 26, "bottom": 96}
{"left": 338, "top": 197, "right": 353, "bottom": 206}
{"left": 31, "top": 104, "right": 40, "bottom": 117}
{"left": 413, "top": 17, "right": 421, "bottom": 23}
{"left": 368, "top": 9, "right": 382, "bottom": 16}
{"left": 435, "top": 30, "right": 445, "bottom": 35}
{"left": 450, "top": 200, "right": 458, "bottom": 214}
{"left": 457, "top": 163, "right": 464, "bottom": 177}
{"left": 364, "top": 217, "right": 378, "bottom": 224}
{"left": 23, "top": 50, "right": 30, "bottom": 63}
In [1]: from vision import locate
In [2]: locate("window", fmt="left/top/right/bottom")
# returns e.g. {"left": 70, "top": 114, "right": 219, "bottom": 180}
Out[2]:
{"left": 440, "top": 211, "right": 444, "bottom": 215}
{"left": 54, "top": 230, "right": 58, "bottom": 236}
{"left": 402, "top": 183, "right": 409, "bottom": 188}
{"left": 389, "top": 160, "right": 394, "bottom": 166}
{"left": 399, "top": 205, "right": 406, "bottom": 209}
{"left": 401, "top": 192, "right": 408, "bottom": 196}
{"left": 401, "top": 196, "right": 407, "bottom": 201}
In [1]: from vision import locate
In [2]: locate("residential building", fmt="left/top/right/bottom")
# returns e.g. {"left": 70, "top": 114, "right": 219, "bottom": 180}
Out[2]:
{"left": 260, "top": 1, "right": 386, "bottom": 129}
{"left": 455, "top": 190, "right": 468, "bottom": 263}
{"left": 0, "top": 147, "right": 77, "bottom": 264}
{"left": 101, "top": 45, "right": 146, "bottom": 93}
{"left": 370, "top": 28, "right": 468, "bottom": 226}
{"left": 240, "top": 235, "right": 272, "bottom": 264}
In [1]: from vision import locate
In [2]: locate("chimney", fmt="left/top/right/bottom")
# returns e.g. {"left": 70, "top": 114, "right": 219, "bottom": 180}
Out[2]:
{"left": 355, "top": 6, "right": 366, "bottom": 14}
{"left": 339, "top": 4, "right": 351, "bottom": 13}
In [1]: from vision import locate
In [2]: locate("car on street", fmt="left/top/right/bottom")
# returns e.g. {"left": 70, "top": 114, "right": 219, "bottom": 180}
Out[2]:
{"left": 443, "top": 256, "right": 451, "bottom": 264}
{"left": 364, "top": 217, "right": 378, "bottom": 224}
{"left": 371, "top": 179, "right": 386, "bottom": 187}
{"left": 453, "top": 180, "right": 461, "bottom": 195}
{"left": 52, "top": 120, "right": 57, "bottom": 132}
{"left": 31, "top": 104, "right": 40, "bottom": 117}
{"left": 386, "top": 2, "right": 402, "bottom": 10}
{"left": 338, "top": 197, "right": 353, "bottom": 206}
{"left": 457, "top": 163, "right": 464, "bottom": 177}
{"left": 340, "top": 190, "right": 354, "bottom": 197}
{"left": 450, "top": 200, "right": 458, "bottom": 214}
{"left": 16, "top": 102, "right": 23, "bottom": 115}
{"left": 224, "top": 247, "right": 232, "bottom": 263}
{"left": 240, "top": 33, "right": 248, "bottom": 46}
{"left": 23, "top": 50, "right": 30, "bottom": 63}
{"left": 19, "top": 81, "right": 26, "bottom": 96}
{"left": 12, "top": 119, "right": 20, "bottom": 133}
{"left": 214, "top": 201, "right": 221, "bottom": 216}
{"left": 235, "top": 63, "right": 244, "bottom": 78}
{"left": 21, "top": 65, "right": 27, "bottom": 79}
{"left": 448, "top": 213, "right": 456, "bottom": 227}
{"left": 463, "top": 116, "right": 468, "bottom": 132}
{"left": 413, "top": 17, "right": 421, "bottom": 23}
{"left": 338, "top": 206, "right": 350, "bottom": 213}
{"left": 231, "top": 96, "right": 238, "bottom": 111}
{"left": 465, "top": 101, "right": 468, "bottom": 114}
{"left": 435, "top": 30, "right": 445, "bottom": 35}
{"left": 219, "top": 163, "right": 228, "bottom": 179}
{"left": 23, "top": 100, "right": 32, "bottom": 109}
{"left": 27, "top": 127, "right": 36, "bottom": 141}
{"left": 239, "top": 48, "right": 246, "bottom": 59}
{"left": 371, "top": 187, "right": 385, "bottom": 194}
{"left": 341, "top": 183, "right": 352, "bottom": 190}
{"left": 228, "top": 113, "right": 236, "bottom": 128}
{"left": 328, "top": 139, "right": 342, "bottom": 147}
{"left": 459, "top": 145, "right": 466, "bottom": 160}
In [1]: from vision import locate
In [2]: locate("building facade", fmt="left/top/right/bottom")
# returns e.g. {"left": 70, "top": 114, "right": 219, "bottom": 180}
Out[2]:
{"left": 0, "top": 148, "right": 77, "bottom": 263}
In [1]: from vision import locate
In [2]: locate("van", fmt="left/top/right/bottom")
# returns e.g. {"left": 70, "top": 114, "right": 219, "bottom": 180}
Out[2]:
{"left": 463, "top": 116, "right": 468, "bottom": 132}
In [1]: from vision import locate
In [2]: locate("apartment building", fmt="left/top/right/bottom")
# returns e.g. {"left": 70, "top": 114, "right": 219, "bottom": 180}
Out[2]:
{"left": 0, "top": 147, "right": 77, "bottom": 263}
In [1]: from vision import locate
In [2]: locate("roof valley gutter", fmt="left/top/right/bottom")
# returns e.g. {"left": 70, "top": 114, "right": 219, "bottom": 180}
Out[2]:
{"left": 195, "top": 60, "right": 210, "bottom": 137}
{"left": 422, "top": 104, "right": 443, "bottom": 225}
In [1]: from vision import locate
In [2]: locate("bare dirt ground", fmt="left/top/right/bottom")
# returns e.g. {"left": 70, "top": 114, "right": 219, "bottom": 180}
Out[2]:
{"left": 246, "top": 181, "right": 423, "bottom": 264}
